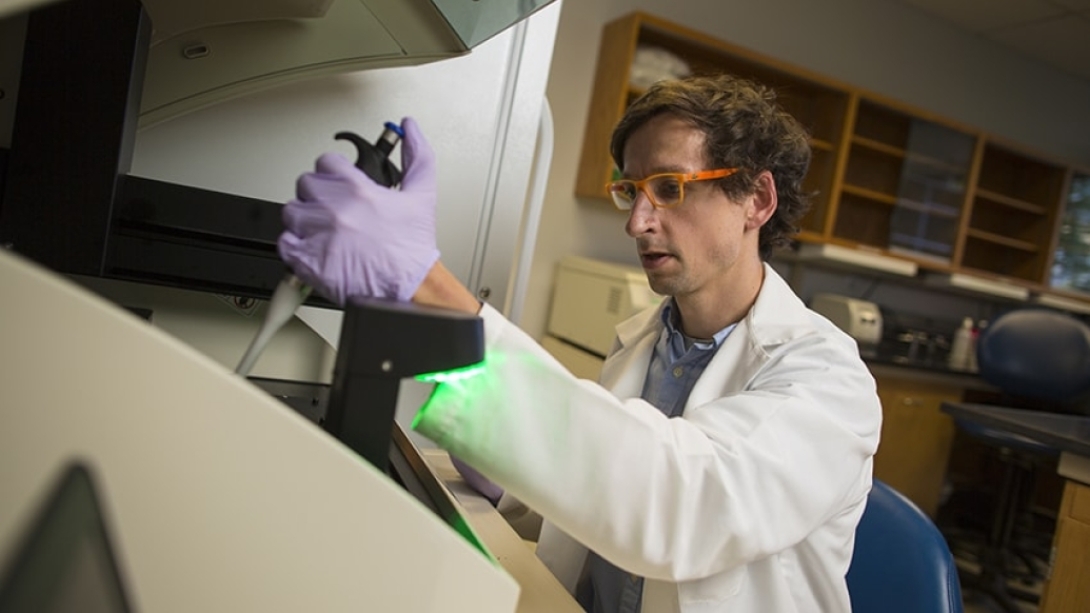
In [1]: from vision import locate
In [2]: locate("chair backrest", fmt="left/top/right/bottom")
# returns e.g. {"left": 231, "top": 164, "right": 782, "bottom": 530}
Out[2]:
{"left": 977, "top": 308, "right": 1090, "bottom": 403}
{"left": 846, "top": 480, "right": 963, "bottom": 613}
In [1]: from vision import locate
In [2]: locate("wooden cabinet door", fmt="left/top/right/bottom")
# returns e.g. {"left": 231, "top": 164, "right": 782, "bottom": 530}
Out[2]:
{"left": 1040, "top": 481, "right": 1090, "bottom": 612}
{"left": 873, "top": 375, "right": 963, "bottom": 517}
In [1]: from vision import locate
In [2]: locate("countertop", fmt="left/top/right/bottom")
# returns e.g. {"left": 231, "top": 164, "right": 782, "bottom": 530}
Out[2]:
{"left": 940, "top": 401, "right": 1090, "bottom": 458}
{"left": 865, "top": 356, "right": 997, "bottom": 391}
{"left": 420, "top": 449, "right": 582, "bottom": 613}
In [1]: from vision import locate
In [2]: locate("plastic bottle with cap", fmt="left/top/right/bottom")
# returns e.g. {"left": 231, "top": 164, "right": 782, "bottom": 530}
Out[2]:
{"left": 967, "top": 319, "right": 986, "bottom": 373}
{"left": 948, "top": 316, "right": 974, "bottom": 371}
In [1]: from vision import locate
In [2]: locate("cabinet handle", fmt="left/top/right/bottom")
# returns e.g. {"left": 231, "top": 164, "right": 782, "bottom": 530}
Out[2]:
{"left": 901, "top": 397, "right": 921, "bottom": 406}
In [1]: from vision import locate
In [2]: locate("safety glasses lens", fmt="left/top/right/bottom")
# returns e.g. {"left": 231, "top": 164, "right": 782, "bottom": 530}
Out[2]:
{"left": 649, "top": 176, "right": 682, "bottom": 208}
{"left": 608, "top": 182, "right": 637, "bottom": 210}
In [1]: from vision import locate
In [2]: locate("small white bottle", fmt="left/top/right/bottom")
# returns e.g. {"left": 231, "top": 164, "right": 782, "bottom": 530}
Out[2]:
{"left": 948, "top": 317, "right": 974, "bottom": 371}
{"left": 967, "top": 319, "right": 985, "bottom": 373}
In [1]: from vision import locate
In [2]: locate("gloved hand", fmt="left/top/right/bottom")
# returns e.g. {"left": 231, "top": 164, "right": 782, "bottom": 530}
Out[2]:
{"left": 450, "top": 455, "right": 504, "bottom": 507}
{"left": 278, "top": 116, "right": 440, "bottom": 306}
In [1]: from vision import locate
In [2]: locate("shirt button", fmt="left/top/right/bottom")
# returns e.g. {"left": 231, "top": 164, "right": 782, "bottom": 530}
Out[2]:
{"left": 672, "top": 366, "right": 683, "bottom": 378}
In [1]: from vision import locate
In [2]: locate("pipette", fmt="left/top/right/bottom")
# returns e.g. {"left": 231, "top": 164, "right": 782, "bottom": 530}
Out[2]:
{"left": 235, "top": 122, "right": 405, "bottom": 376}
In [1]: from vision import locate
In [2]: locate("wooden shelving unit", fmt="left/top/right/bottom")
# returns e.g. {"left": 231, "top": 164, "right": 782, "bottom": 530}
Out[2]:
{"left": 576, "top": 11, "right": 1090, "bottom": 300}
{"left": 963, "top": 143, "right": 1066, "bottom": 282}
{"left": 832, "top": 98, "right": 977, "bottom": 267}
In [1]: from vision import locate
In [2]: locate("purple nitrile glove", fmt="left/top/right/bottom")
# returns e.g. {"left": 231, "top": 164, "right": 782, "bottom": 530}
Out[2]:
{"left": 450, "top": 455, "right": 504, "bottom": 507}
{"left": 278, "top": 116, "right": 440, "bottom": 306}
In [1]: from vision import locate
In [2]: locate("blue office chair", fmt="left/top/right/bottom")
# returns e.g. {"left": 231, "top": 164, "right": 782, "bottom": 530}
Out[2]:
{"left": 977, "top": 308, "right": 1090, "bottom": 407}
{"left": 946, "top": 308, "right": 1090, "bottom": 613}
{"left": 846, "top": 479, "right": 964, "bottom": 613}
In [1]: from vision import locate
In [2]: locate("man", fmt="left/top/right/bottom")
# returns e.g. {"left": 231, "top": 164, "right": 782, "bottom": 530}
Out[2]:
{"left": 279, "top": 74, "right": 882, "bottom": 612}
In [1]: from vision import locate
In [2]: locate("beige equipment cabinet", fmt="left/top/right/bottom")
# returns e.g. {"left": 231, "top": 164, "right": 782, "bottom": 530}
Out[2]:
{"left": 542, "top": 255, "right": 662, "bottom": 381}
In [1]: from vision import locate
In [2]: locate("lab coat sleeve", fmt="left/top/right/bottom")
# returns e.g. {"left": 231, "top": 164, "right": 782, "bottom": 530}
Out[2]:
{"left": 413, "top": 303, "right": 881, "bottom": 583}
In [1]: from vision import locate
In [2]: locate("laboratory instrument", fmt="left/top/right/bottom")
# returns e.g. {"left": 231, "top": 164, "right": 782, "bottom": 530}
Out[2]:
{"left": 1, "top": 0, "right": 558, "bottom": 314}
{"left": 0, "top": 0, "right": 563, "bottom": 609}
{"left": 234, "top": 122, "right": 405, "bottom": 377}
{"left": 810, "top": 293, "right": 884, "bottom": 357}
{"left": 324, "top": 297, "right": 483, "bottom": 470}
{"left": 0, "top": 248, "right": 517, "bottom": 612}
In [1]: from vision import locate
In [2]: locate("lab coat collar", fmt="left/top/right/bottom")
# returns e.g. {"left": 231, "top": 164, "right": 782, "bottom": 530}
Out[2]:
{"left": 604, "top": 264, "right": 817, "bottom": 403}
{"left": 743, "top": 264, "right": 815, "bottom": 347}
{"left": 613, "top": 264, "right": 811, "bottom": 351}
{"left": 600, "top": 300, "right": 665, "bottom": 400}
{"left": 685, "top": 264, "right": 817, "bottom": 402}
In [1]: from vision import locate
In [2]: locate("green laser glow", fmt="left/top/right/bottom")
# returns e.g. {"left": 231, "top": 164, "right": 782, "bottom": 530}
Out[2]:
{"left": 449, "top": 514, "right": 497, "bottom": 563}
{"left": 411, "top": 351, "right": 514, "bottom": 439}
{"left": 414, "top": 362, "right": 486, "bottom": 384}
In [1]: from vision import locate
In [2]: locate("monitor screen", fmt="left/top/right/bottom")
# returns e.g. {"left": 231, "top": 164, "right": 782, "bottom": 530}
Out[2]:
{"left": 0, "top": 463, "right": 135, "bottom": 613}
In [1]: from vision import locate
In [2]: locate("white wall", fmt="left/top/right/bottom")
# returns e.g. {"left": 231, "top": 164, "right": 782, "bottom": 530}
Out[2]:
{"left": 519, "top": 0, "right": 1090, "bottom": 341}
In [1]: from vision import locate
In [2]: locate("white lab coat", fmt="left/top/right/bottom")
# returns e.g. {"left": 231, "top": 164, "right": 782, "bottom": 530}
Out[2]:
{"left": 414, "top": 264, "right": 882, "bottom": 612}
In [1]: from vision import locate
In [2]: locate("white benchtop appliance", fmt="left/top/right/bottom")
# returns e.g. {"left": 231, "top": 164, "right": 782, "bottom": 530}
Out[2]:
{"left": 541, "top": 256, "right": 663, "bottom": 380}
{"left": 810, "top": 292, "right": 884, "bottom": 357}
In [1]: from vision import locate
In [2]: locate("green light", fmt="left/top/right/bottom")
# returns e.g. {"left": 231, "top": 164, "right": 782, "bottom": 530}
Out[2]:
{"left": 412, "top": 352, "right": 505, "bottom": 435}
{"left": 448, "top": 514, "right": 497, "bottom": 563}
{"left": 414, "top": 362, "right": 485, "bottom": 384}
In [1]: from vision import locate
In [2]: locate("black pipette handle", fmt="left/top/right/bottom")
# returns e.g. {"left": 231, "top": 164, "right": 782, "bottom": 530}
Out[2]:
{"left": 334, "top": 121, "right": 404, "bottom": 187}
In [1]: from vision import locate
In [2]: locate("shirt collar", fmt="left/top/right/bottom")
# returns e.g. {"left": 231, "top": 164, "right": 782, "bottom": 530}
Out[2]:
{"left": 660, "top": 299, "right": 736, "bottom": 354}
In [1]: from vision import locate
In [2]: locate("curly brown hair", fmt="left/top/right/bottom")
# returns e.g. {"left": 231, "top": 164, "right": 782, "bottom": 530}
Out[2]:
{"left": 610, "top": 74, "right": 812, "bottom": 260}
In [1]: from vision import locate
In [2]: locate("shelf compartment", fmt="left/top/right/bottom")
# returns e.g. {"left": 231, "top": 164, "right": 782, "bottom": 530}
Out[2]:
{"left": 888, "top": 205, "right": 958, "bottom": 263}
{"left": 886, "top": 122, "right": 973, "bottom": 264}
{"left": 969, "top": 196, "right": 1054, "bottom": 246}
{"left": 898, "top": 168, "right": 966, "bottom": 216}
{"left": 959, "top": 143, "right": 1062, "bottom": 285}
{"left": 852, "top": 135, "right": 905, "bottom": 158}
{"left": 841, "top": 183, "right": 897, "bottom": 205}
{"left": 894, "top": 197, "right": 960, "bottom": 219}
{"left": 844, "top": 145, "right": 904, "bottom": 197}
{"left": 833, "top": 191, "right": 894, "bottom": 248}
{"left": 854, "top": 99, "right": 911, "bottom": 149}
{"left": 902, "top": 117, "right": 977, "bottom": 168}
{"left": 961, "top": 234, "right": 1044, "bottom": 281}
{"left": 885, "top": 212, "right": 961, "bottom": 264}
{"left": 800, "top": 147, "right": 838, "bottom": 235}
{"left": 976, "top": 144, "right": 1066, "bottom": 209}
{"left": 964, "top": 228, "right": 1039, "bottom": 253}
{"left": 974, "top": 188, "right": 1048, "bottom": 215}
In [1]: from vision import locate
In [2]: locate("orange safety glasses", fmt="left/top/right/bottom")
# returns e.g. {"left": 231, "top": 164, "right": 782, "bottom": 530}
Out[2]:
{"left": 606, "top": 168, "right": 738, "bottom": 210}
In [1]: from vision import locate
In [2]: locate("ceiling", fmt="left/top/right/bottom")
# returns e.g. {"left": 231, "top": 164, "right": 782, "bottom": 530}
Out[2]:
{"left": 891, "top": 0, "right": 1090, "bottom": 84}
